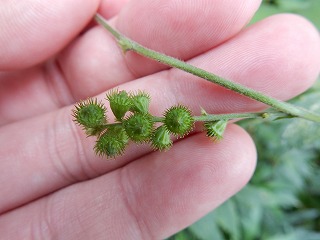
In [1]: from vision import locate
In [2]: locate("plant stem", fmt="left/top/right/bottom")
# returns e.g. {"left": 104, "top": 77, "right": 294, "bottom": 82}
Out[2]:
{"left": 153, "top": 111, "right": 288, "bottom": 123}
{"left": 193, "top": 111, "right": 286, "bottom": 122}
{"left": 95, "top": 14, "right": 320, "bottom": 123}
{"left": 103, "top": 111, "right": 288, "bottom": 130}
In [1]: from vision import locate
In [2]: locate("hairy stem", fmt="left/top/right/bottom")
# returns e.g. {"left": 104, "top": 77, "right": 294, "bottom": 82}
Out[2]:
{"left": 151, "top": 111, "right": 289, "bottom": 123}
{"left": 95, "top": 14, "right": 320, "bottom": 122}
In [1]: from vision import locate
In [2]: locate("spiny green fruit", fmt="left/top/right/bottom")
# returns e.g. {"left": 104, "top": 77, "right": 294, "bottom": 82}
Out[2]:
{"left": 94, "top": 125, "right": 129, "bottom": 158}
{"left": 151, "top": 125, "right": 172, "bottom": 151}
{"left": 123, "top": 113, "right": 154, "bottom": 142}
{"left": 163, "top": 105, "right": 194, "bottom": 137}
{"left": 73, "top": 98, "right": 107, "bottom": 136}
{"left": 130, "top": 91, "right": 151, "bottom": 114}
{"left": 106, "top": 90, "right": 132, "bottom": 121}
{"left": 204, "top": 120, "right": 228, "bottom": 140}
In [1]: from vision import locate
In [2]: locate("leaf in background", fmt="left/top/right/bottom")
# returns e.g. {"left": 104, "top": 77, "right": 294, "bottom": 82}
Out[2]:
{"left": 189, "top": 200, "right": 241, "bottom": 240}
{"left": 251, "top": 0, "right": 320, "bottom": 28}
{"left": 282, "top": 91, "right": 320, "bottom": 150}
{"left": 167, "top": 230, "right": 195, "bottom": 240}
{"left": 264, "top": 183, "right": 300, "bottom": 208}
{"left": 273, "top": 149, "right": 315, "bottom": 191}
{"left": 213, "top": 200, "right": 241, "bottom": 240}
{"left": 287, "top": 209, "right": 320, "bottom": 225}
{"left": 234, "top": 186, "right": 264, "bottom": 240}
{"left": 265, "top": 229, "right": 320, "bottom": 240}
{"left": 189, "top": 211, "right": 224, "bottom": 240}
{"left": 276, "top": 0, "right": 310, "bottom": 11}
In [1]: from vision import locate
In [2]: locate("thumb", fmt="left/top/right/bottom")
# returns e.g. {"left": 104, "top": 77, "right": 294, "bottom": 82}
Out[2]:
{"left": 0, "top": 0, "right": 100, "bottom": 70}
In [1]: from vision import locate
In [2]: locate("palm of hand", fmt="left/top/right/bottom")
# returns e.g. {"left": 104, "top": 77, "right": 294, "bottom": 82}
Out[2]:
{"left": 1, "top": 0, "right": 319, "bottom": 239}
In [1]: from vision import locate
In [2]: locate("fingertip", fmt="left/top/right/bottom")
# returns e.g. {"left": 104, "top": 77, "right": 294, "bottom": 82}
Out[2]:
{"left": 0, "top": 0, "right": 100, "bottom": 70}
{"left": 114, "top": 0, "right": 262, "bottom": 77}
{"left": 123, "top": 123, "right": 257, "bottom": 238}
{"left": 178, "top": 124, "right": 257, "bottom": 202}
{"left": 98, "top": 0, "right": 130, "bottom": 19}
{"left": 285, "top": 14, "right": 320, "bottom": 81}
{"left": 215, "top": 124, "right": 257, "bottom": 189}
{"left": 245, "top": 13, "right": 320, "bottom": 97}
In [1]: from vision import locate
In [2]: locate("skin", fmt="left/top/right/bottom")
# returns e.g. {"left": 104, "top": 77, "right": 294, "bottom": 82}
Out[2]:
{"left": 0, "top": 0, "right": 319, "bottom": 239}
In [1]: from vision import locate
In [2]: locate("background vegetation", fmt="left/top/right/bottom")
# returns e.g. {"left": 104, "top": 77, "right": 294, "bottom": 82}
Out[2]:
{"left": 169, "top": 0, "right": 320, "bottom": 239}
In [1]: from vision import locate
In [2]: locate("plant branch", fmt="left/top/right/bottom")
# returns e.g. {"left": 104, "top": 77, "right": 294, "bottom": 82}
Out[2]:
{"left": 157, "top": 110, "right": 292, "bottom": 123}
{"left": 152, "top": 111, "right": 288, "bottom": 123}
{"left": 95, "top": 14, "right": 320, "bottom": 123}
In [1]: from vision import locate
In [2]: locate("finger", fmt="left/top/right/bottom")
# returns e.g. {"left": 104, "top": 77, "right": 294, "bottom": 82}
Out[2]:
{"left": 62, "top": 13, "right": 320, "bottom": 113}
{"left": 0, "top": 0, "right": 100, "bottom": 70}
{"left": 0, "top": 67, "right": 69, "bottom": 126}
{"left": 0, "top": 125, "right": 256, "bottom": 239}
{"left": 98, "top": 0, "right": 130, "bottom": 19}
{"left": 59, "top": 0, "right": 261, "bottom": 99}
{"left": 159, "top": 13, "right": 320, "bottom": 113}
{"left": 80, "top": 0, "right": 130, "bottom": 32}
{"left": 0, "top": 14, "right": 319, "bottom": 213}
{"left": 0, "top": 0, "right": 261, "bottom": 125}
{"left": 0, "top": 103, "right": 158, "bottom": 213}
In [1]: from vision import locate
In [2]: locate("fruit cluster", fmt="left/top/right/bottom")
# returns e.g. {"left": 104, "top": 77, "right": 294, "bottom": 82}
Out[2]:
{"left": 72, "top": 90, "right": 209, "bottom": 158}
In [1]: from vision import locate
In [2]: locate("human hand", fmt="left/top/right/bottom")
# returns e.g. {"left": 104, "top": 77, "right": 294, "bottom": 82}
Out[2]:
{"left": 1, "top": 0, "right": 319, "bottom": 239}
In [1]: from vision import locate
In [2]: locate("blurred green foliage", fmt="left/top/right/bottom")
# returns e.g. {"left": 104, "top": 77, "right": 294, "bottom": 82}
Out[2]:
{"left": 251, "top": 0, "right": 320, "bottom": 27}
{"left": 169, "top": 0, "right": 320, "bottom": 239}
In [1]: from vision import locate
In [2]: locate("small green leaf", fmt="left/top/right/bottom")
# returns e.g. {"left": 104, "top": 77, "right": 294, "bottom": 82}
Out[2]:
{"left": 282, "top": 93, "right": 320, "bottom": 150}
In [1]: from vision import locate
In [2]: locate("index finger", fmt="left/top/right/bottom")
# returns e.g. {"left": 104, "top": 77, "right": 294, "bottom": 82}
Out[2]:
{"left": 0, "top": 0, "right": 100, "bottom": 70}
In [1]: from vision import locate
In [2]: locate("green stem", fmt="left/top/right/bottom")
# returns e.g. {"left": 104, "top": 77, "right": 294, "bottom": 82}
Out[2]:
{"left": 95, "top": 14, "right": 320, "bottom": 123}
{"left": 152, "top": 111, "right": 289, "bottom": 123}
{"left": 104, "top": 111, "right": 288, "bottom": 129}
{"left": 193, "top": 111, "right": 286, "bottom": 122}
